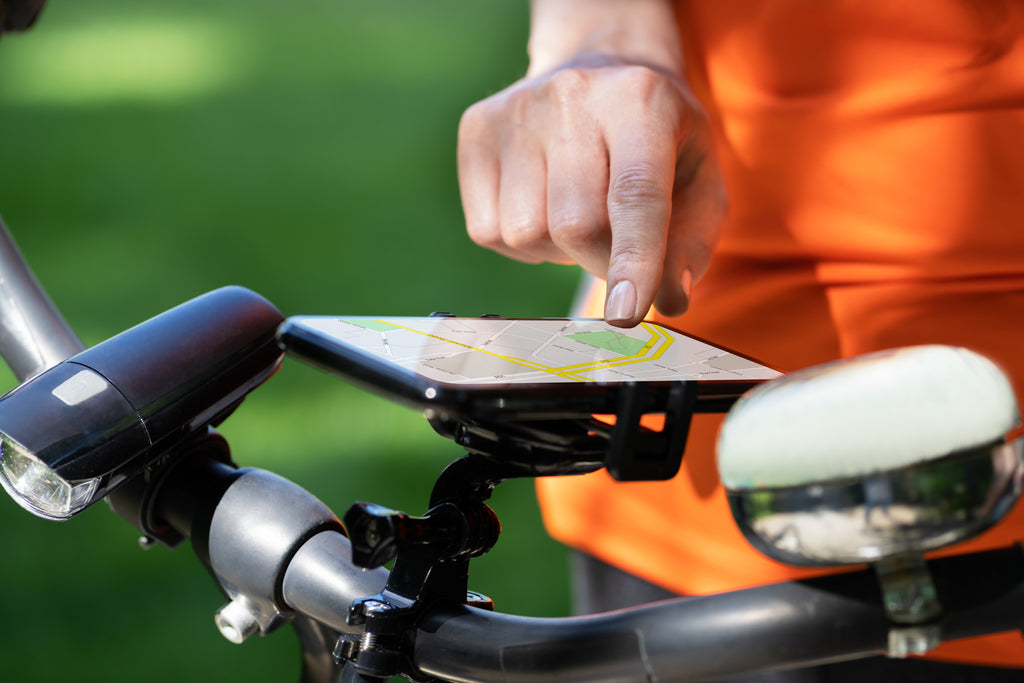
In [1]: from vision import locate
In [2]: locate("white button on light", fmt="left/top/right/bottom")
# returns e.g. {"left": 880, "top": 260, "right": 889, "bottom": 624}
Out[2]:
{"left": 52, "top": 369, "right": 109, "bottom": 406}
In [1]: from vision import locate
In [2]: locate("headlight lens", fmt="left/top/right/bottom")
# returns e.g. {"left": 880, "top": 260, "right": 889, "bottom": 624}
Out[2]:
{"left": 0, "top": 435, "right": 99, "bottom": 520}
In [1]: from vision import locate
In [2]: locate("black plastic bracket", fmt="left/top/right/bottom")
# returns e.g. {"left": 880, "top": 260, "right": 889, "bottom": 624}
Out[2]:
{"left": 334, "top": 380, "right": 700, "bottom": 680}
{"left": 605, "top": 380, "right": 698, "bottom": 481}
{"left": 431, "top": 380, "right": 700, "bottom": 483}
{"left": 336, "top": 454, "right": 510, "bottom": 681}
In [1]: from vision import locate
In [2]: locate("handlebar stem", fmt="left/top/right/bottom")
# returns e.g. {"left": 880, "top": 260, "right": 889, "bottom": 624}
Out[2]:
{"left": 205, "top": 468, "right": 348, "bottom": 639}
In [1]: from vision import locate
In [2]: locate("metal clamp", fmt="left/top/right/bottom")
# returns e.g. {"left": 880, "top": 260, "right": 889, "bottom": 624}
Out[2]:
{"left": 874, "top": 553, "right": 943, "bottom": 657}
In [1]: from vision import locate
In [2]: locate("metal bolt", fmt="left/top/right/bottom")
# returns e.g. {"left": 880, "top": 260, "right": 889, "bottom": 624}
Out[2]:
{"left": 888, "top": 625, "right": 940, "bottom": 658}
{"left": 215, "top": 598, "right": 261, "bottom": 644}
{"left": 361, "top": 631, "right": 380, "bottom": 651}
{"left": 333, "top": 634, "right": 361, "bottom": 663}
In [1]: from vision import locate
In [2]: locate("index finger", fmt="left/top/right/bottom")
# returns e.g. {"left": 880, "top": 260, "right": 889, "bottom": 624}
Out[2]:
{"left": 602, "top": 123, "right": 677, "bottom": 327}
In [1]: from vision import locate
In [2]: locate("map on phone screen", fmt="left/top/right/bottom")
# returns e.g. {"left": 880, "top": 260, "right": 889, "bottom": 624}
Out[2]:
{"left": 294, "top": 316, "right": 782, "bottom": 386}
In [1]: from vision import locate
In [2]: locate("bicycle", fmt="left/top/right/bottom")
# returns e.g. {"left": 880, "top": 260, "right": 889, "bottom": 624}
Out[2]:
{"left": 0, "top": 218, "right": 1022, "bottom": 682}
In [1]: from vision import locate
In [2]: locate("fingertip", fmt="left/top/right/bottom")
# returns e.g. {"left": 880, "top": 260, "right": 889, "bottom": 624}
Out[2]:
{"left": 605, "top": 280, "right": 642, "bottom": 327}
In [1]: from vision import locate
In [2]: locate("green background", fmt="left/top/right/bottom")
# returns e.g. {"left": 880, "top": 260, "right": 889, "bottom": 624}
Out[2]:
{"left": 0, "top": 2, "right": 582, "bottom": 680}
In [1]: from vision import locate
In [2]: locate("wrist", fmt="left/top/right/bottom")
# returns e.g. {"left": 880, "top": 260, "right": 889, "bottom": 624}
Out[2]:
{"left": 526, "top": 0, "right": 685, "bottom": 77}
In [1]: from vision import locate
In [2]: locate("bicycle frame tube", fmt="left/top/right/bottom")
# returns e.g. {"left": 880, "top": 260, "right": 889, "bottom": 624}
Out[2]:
{"left": 0, "top": 217, "right": 83, "bottom": 381}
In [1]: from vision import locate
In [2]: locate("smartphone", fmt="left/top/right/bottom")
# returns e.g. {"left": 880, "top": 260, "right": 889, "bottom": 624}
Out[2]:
{"left": 277, "top": 316, "right": 782, "bottom": 421}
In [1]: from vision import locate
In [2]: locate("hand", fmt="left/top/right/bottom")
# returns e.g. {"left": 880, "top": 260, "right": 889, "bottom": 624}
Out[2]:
{"left": 457, "top": 56, "right": 726, "bottom": 327}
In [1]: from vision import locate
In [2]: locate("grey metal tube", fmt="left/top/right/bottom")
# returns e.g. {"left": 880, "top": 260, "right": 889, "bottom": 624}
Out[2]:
{"left": 0, "top": 217, "right": 83, "bottom": 380}
{"left": 282, "top": 531, "right": 389, "bottom": 635}
{"left": 207, "top": 469, "right": 346, "bottom": 635}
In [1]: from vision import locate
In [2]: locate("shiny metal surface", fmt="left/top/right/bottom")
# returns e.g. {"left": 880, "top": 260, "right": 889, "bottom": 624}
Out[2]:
{"left": 208, "top": 468, "right": 345, "bottom": 637}
{"left": 728, "top": 439, "right": 1024, "bottom": 567}
{"left": 281, "top": 530, "right": 388, "bottom": 635}
{"left": 0, "top": 218, "right": 83, "bottom": 381}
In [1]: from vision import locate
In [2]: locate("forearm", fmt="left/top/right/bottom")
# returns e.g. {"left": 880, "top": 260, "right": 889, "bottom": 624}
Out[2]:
{"left": 526, "top": 0, "right": 685, "bottom": 77}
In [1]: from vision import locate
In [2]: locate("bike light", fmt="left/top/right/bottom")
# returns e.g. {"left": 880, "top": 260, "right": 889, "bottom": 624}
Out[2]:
{"left": 0, "top": 435, "right": 99, "bottom": 518}
{"left": 0, "top": 286, "right": 284, "bottom": 521}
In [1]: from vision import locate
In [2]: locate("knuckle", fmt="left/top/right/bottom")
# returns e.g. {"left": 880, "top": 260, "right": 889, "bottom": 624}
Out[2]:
{"left": 502, "top": 219, "right": 547, "bottom": 251}
{"left": 535, "top": 72, "right": 591, "bottom": 134}
{"left": 607, "top": 233, "right": 656, "bottom": 278}
{"left": 457, "top": 101, "right": 483, "bottom": 132}
{"left": 546, "top": 67, "right": 589, "bottom": 104}
{"left": 458, "top": 101, "right": 496, "bottom": 145}
{"left": 609, "top": 242, "right": 649, "bottom": 268}
{"left": 459, "top": 87, "right": 529, "bottom": 137}
{"left": 608, "top": 66, "right": 690, "bottom": 126}
{"left": 618, "top": 64, "right": 661, "bottom": 86}
{"left": 608, "top": 164, "right": 670, "bottom": 211}
{"left": 466, "top": 219, "right": 503, "bottom": 249}
{"left": 615, "top": 65, "right": 676, "bottom": 99}
{"left": 549, "top": 211, "right": 602, "bottom": 250}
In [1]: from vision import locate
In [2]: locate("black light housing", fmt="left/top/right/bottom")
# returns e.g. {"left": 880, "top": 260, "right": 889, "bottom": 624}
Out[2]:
{"left": 0, "top": 286, "right": 284, "bottom": 520}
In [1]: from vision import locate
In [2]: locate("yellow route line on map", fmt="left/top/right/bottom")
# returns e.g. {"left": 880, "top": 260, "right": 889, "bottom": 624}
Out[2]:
{"left": 586, "top": 336, "right": 675, "bottom": 372}
{"left": 551, "top": 322, "right": 669, "bottom": 373}
{"left": 376, "top": 319, "right": 592, "bottom": 382}
{"left": 375, "top": 319, "right": 677, "bottom": 382}
{"left": 585, "top": 323, "right": 676, "bottom": 372}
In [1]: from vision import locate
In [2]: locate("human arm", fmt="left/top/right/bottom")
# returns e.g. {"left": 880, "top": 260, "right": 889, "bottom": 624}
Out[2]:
{"left": 457, "top": 0, "right": 726, "bottom": 327}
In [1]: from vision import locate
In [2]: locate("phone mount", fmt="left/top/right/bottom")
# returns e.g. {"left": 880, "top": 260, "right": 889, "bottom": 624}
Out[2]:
{"left": 336, "top": 454, "right": 517, "bottom": 681}
{"left": 331, "top": 379, "right": 708, "bottom": 681}
{"left": 430, "top": 379, "right": 700, "bottom": 482}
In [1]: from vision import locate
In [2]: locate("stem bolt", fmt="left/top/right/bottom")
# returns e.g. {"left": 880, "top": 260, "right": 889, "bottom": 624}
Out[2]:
{"left": 215, "top": 598, "right": 261, "bottom": 644}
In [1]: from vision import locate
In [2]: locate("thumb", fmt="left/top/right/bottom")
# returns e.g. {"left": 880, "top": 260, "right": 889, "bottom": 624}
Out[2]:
{"left": 654, "top": 155, "right": 727, "bottom": 317}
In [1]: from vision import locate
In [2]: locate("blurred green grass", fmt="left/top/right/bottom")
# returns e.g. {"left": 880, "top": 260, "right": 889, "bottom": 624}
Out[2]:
{"left": 0, "top": 1, "right": 580, "bottom": 681}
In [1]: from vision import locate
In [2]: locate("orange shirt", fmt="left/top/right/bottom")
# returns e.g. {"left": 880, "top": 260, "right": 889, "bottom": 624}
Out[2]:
{"left": 537, "top": 0, "right": 1024, "bottom": 667}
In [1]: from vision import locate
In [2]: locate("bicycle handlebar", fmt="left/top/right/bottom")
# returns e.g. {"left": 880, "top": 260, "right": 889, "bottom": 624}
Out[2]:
{"left": 158, "top": 449, "right": 1024, "bottom": 683}
{"left": 412, "top": 545, "right": 1024, "bottom": 682}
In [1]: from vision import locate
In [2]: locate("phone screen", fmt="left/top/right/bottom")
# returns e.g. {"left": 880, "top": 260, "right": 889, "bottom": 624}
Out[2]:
{"left": 278, "top": 316, "right": 782, "bottom": 419}
{"left": 290, "top": 316, "right": 778, "bottom": 383}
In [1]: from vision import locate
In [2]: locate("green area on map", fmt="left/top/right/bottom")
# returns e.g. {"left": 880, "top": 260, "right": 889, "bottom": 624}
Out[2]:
{"left": 563, "top": 330, "right": 648, "bottom": 356}
{"left": 341, "top": 318, "right": 397, "bottom": 332}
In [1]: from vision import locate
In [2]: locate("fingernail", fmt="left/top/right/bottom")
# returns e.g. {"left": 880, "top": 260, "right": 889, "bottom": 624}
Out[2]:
{"left": 605, "top": 280, "right": 637, "bottom": 324}
{"left": 681, "top": 266, "right": 693, "bottom": 298}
